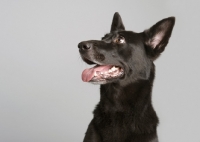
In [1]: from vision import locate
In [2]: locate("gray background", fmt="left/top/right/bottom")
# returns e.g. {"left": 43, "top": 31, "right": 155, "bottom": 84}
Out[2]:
{"left": 0, "top": 0, "right": 199, "bottom": 142}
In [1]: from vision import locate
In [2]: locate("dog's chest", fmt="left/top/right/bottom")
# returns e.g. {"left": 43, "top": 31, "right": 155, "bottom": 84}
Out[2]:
{"left": 94, "top": 110, "right": 134, "bottom": 141}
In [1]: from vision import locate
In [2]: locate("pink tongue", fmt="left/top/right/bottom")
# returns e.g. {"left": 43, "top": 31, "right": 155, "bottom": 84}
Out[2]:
{"left": 82, "top": 65, "right": 112, "bottom": 82}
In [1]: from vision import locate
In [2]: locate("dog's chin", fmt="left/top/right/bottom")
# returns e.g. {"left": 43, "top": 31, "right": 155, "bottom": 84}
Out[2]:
{"left": 89, "top": 80, "right": 107, "bottom": 85}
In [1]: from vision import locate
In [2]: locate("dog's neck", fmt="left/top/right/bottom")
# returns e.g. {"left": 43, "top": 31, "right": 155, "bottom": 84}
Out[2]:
{"left": 95, "top": 64, "right": 158, "bottom": 135}
{"left": 99, "top": 64, "right": 155, "bottom": 113}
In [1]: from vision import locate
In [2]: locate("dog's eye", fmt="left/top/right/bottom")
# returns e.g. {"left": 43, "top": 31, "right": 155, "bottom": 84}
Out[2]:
{"left": 115, "top": 36, "right": 125, "bottom": 44}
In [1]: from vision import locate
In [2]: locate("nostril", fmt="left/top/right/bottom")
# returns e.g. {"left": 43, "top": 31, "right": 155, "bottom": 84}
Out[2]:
{"left": 78, "top": 42, "right": 91, "bottom": 50}
{"left": 82, "top": 44, "right": 90, "bottom": 50}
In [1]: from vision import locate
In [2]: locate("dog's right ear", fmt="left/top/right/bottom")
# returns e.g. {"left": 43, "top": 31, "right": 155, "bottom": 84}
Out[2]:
{"left": 110, "top": 12, "right": 125, "bottom": 32}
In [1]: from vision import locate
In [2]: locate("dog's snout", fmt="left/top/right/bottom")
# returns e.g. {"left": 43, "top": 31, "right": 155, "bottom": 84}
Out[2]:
{"left": 78, "top": 42, "right": 91, "bottom": 51}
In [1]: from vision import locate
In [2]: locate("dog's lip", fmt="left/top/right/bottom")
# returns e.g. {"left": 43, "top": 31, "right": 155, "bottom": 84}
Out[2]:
{"left": 91, "top": 65, "right": 124, "bottom": 83}
{"left": 82, "top": 64, "right": 124, "bottom": 82}
{"left": 81, "top": 56, "right": 123, "bottom": 68}
{"left": 82, "top": 57, "right": 96, "bottom": 65}
{"left": 81, "top": 56, "right": 124, "bottom": 82}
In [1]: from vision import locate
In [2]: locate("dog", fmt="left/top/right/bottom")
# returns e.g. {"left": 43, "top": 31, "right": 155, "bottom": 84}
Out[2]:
{"left": 78, "top": 12, "right": 175, "bottom": 142}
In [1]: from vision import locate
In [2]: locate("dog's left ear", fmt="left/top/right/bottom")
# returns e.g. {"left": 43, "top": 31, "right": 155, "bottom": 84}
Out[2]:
{"left": 110, "top": 12, "right": 125, "bottom": 32}
{"left": 144, "top": 17, "right": 175, "bottom": 60}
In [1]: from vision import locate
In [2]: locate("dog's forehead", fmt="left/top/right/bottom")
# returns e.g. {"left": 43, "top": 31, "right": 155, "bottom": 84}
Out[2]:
{"left": 102, "top": 31, "right": 137, "bottom": 38}
{"left": 119, "top": 31, "right": 137, "bottom": 37}
{"left": 102, "top": 32, "right": 116, "bottom": 39}
{"left": 101, "top": 31, "right": 141, "bottom": 45}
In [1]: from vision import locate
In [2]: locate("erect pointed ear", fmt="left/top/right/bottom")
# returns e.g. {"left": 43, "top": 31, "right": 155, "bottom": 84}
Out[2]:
{"left": 144, "top": 17, "right": 175, "bottom": 60}
{"left": 110, "top": 12, "right": 125, "bottom": 32}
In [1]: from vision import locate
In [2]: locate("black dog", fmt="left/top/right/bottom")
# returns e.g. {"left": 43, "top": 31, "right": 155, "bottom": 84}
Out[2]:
{"left": 78, "top": 12, "right": 175, "bottom": 142}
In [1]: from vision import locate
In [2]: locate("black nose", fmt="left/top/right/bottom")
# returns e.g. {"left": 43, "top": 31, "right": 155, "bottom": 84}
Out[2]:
{"left": 78, "top": 42, "right": 91, "bottom": 51}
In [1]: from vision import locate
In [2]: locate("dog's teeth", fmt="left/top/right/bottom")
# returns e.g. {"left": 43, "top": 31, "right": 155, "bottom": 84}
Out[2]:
{"left": 111, "top": 67, "right": 116, "bottom": 71}
{"left": 112, "top": 66, "right": 119, "bottom": 71}
{"left": 96, "top": 71, "right": 101, "bottom": 75}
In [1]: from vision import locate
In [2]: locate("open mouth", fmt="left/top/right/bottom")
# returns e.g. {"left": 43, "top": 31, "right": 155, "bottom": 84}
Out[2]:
{"left": 81, "top": 58, "right": 124, "bottom": 82}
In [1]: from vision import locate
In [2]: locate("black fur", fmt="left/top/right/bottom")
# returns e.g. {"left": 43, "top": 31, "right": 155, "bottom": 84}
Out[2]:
{"left": 78, "top": 12, "right": 175, "bottom": 142}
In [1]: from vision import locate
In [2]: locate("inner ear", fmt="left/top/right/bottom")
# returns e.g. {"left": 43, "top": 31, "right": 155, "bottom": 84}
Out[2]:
{"left": 144, "top": 17, "right": 175, "bottom": 59}
{"left": 110, "top": 12, "right": 125, "bottom": 32}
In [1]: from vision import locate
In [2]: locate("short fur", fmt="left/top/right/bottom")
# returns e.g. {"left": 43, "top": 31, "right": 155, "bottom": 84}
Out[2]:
{"left": 78, "top": 12, "right": 175, "bottom": 142}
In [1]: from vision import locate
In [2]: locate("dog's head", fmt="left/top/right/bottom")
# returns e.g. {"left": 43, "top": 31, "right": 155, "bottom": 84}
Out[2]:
{"left": 78, "top": 12, "right": 175, "bottom": 85}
